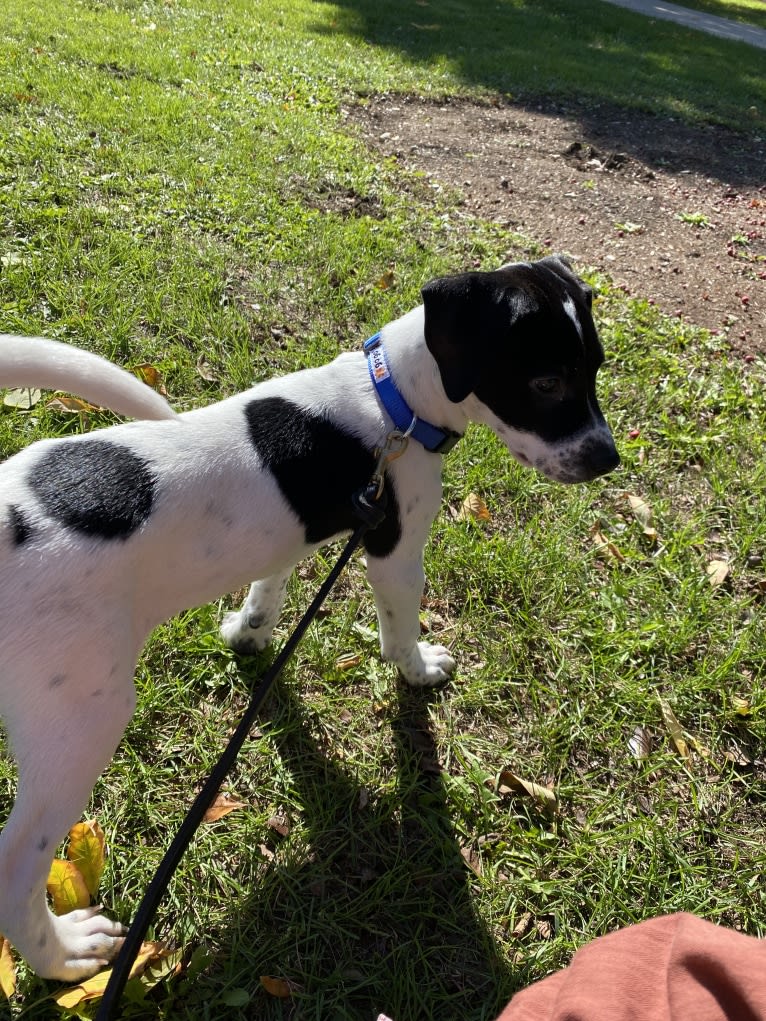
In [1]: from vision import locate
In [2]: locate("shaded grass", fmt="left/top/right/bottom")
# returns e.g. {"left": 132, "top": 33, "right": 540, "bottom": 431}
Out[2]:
{"left": 0, "top": 0, "right": 765, "bottom": 1019}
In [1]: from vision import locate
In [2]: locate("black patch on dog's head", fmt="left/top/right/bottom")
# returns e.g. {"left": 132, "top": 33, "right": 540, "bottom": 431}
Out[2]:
{"left": 421, "top": 255, "right": 607, "bottom": 445}
{"left": 8, "top": 505, "right": 33, "bottom": 545}
{"left": 245, "top": 396, "right": 401, "bottom": 558}
{"left": 29, "top": 439, "right": 156, "bottom": 539}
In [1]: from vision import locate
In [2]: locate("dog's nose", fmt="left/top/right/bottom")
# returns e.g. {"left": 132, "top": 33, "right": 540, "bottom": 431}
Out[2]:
{"left": 588, "top": 442, "right": 620, "bottom": 477}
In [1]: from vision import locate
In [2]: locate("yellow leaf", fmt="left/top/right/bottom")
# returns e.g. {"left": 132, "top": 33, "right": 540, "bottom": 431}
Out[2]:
{"left": 707, "top": 559, "right": 730, "bottom": 587}
{"left": 260, "top": 975, "right": 293, "bottom": 998}
{"left": 374, "top": 269, "right": 395, "bottom": 290}
{"left": 203, "top": 793, "right": 248, "bottom": 823}
{"left": 732, "top": 695, "right": 752, "bottom": 717}
{"left": 658, "top": 699, "right": 691, "bottom": 763}
{"left": 53, "top": 941, "right": 171, "bottom": 1008}
{"left": 47, "top": 859, "right": 90, "bottom": 915}
{"left": 498, "top": 769, "right": 557, "bottom": 811}
{"left": 458, "top": 492, "right": 491, "bottom": 523}
{"left": 67, "top": 820, "right": 105, "bottom": 898}
{"left": 0, "top": 937, "right": 16, "bottom": 1000}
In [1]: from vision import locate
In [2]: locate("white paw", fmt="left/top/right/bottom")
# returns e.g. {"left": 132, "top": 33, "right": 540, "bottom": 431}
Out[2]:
{"left": 220, "top": 610, "right": 273, "bottom": 654}
{"left": 396, "top": 642, "right": 456, "bottom": 687}
{"left": 45, "top": 906, "right": 126, "bottom": 981}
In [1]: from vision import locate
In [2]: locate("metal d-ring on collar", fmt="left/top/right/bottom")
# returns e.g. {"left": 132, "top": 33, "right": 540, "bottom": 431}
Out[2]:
{"left": 363, "top": 333, "right": 462, "bottom": 455}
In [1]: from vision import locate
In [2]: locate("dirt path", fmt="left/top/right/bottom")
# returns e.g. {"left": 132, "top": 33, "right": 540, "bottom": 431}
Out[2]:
{"left": 349, "top": 96, "right": 765, "bottom": 357}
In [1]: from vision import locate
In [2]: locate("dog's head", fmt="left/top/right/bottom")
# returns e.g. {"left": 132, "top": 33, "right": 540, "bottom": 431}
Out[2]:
{"left": 422, "top": 255, "right": 619, "bottom": 483}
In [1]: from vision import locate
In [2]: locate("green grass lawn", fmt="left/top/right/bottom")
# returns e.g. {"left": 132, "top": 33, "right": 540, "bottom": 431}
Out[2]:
{"left": 1, "top": 1, "right": 765, "bottom": 1018}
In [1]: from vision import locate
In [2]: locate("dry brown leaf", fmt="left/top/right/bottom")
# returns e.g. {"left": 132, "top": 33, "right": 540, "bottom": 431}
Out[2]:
{"left": 203, "top": 793, "right": 247, "bottom": 823}
{"left": 260, "top": 975, "right": 292, "bottom": 998}
{"left": 335, "top": 652, "right": 363, "bottom": 671}
{"left": 627, "top": 725, "right": 652, "bottom": 761}
{"left": 0, "top": 937, "right": 16, "bottom": 1000}
{"left": 375, "top": 269, "right": 395, "bottom": 290}
{"left": 658, "top": 699, "right": 692, "bottom": 763}
{"left": 498, "top": 770, "right": 557, "bottom": 812}
{"left": 47, "top": 859, "right": 90, "bottom": 915}
{"left": 196, "top": 354, "right": 218, "bottom": 382}
{"left": 67, "top": 820, "right": 105, "bottom": 898}
{"left": 591, "top": 525, "right": 626, "bottom": 562}
{"left": 625, "top": 493, "right": 658, "bottom": 539}
{"left": 707, "top": 559, "right": 730, "bottom": 587}
{"left": 132, "top": 363, "right": 167, "bottom": 395}
{"left": 46, "top": 395, "right": 97, "bottom": 414}
{"left": 267, "top": 815, "right": 290, "bottom": 837}
{"left": 258, "top": 843, "right": 275, "bottom": 861}
{"left": 458, "top": 492, "right": 491, "bottom": 523}
{"left": 460, "top": 845, "right": 482, "bottom": 877}
{"left": 511, "top": 911, "right": 533, "bottom": 939}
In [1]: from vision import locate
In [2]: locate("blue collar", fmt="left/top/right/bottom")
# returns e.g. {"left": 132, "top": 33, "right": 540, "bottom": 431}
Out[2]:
{"left": 364, "top": 333, "right": 461, "bottom": 455}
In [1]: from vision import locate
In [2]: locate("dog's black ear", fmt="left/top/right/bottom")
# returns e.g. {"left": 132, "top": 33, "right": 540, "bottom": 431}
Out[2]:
{"left": 422, "top": 272, "right": 534, "bottom": 403}
{"left": 538, "top": 254, "right": 593, "bottom": 308}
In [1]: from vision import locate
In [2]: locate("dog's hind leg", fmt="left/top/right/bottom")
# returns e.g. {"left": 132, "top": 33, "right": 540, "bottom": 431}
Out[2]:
{"left": 0, "top": 663, "right": 135, "bottom": 980}
{"left": 220, "top": 568, "right": 292, "bottom": 654}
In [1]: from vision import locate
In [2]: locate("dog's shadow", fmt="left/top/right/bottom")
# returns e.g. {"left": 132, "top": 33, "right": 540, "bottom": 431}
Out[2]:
{"left": 218, "top": 665, "right": 515, "bottom": 1020}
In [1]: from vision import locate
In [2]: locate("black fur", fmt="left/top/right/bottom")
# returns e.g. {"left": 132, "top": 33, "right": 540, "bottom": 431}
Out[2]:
{"left": 28, "top": 440, "right": 156, "bottom": 539}
{"left": 244, "top": 396, "right": 401, "bottom": 558}
{"left": 8, "top": 505, "right": 32, "bottom": 546}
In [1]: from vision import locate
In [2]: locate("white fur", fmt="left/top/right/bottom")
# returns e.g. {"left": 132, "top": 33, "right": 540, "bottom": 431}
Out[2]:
{"left": 0, "top": 279, "right": 615, "bottom": 980}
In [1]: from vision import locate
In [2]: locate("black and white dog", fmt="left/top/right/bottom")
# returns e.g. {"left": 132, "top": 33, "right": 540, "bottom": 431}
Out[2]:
{"left": 0, "top": 256, "right": 618, "bottom": 980}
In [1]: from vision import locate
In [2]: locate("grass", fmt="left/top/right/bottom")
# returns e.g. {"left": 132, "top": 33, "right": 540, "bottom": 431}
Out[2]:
{"left": 0, "top": 0, "right": 765, "bottom": 1018}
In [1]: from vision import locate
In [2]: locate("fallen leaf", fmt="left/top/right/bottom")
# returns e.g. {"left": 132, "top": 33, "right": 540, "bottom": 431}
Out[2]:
{"left": 536, "top": 918, "right": 553, "bottom": 939}
{"left": 203, "top": 793, "right": 247, "bottom": 823}
{"left": 732, "top": 695, "right": 752, "bottom": 717}
{"left": 627, "top": 725, "right": 652, "bottom": 761}
{"left": 132, "top": 363, "right": 167, "bottom": 395}
{"left": 196, "top": 354, "right": 218, "bottom": 381}
{"left": 498, "top": 770, "right": 557, "bottom": 812}
{"left": 3, "top": 387, "right": 42, "bottom": 409}
{"left": 591, "top": 524, "right": 625, "bottom": 562}
{"left": 267, "top": 815, "right": 290, "bottom": 837}
{"left": 53, "top": 941, "right": 171, "bottom": 1008}
{"left": 375, "top": 269, "right": 395, "bottom": 290}
{"left": 460, "top": 845, "right": 482, "bottom": 877}
{"left": 67, "top": 820, "right": 105, "bottom": 898}
{"left": 658, "top": 699, "right": 691, "bottom": 763}
{"left": 47, "top": 859, "right": 90, "bottom": 915}
{"left": 335, "top": 652, "right": 363, "bottom": 671}
{"left": 0, "top": 937, "right": 16, "bottom": 1000}
{"left": 511, "top": 911, "right": 533, "bottom": 939}
{"left": 260, "top": 975, "right": 292, "bottom": 998}
{"left": 625, "top": 493, "right": 657, "bottom": 539}
{"left": 707, "top": 560, "right": 730, "bottom": 587}
{"left": 46, "top": 395, "right": 97, "bottom": 414}
{"left": 458, "top": 492, "right": 491, "bottom": 523}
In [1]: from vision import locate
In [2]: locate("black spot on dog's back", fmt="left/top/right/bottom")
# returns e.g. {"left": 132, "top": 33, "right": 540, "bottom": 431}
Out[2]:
{"left": 245, "top": 396, "right": 401, "bottom": 557}
{"left": 29, "top": 439, "right": 155, "bottom": 539}
{"left": 8, "top": 505, "right": 32, "bottom": 545}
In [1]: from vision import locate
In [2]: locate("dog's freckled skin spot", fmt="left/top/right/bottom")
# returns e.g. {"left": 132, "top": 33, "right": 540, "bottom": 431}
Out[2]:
{"left": 37, "top": 836, "right": 48, "bottom": 852}
{"left": 37, "top": 934, "right": 47, "bottom": 948}
{"left": 48, "top": 674, "right": 66, "bottom": 689}
{"left": 91, "top": 689, "right": 104, "bottom": 698}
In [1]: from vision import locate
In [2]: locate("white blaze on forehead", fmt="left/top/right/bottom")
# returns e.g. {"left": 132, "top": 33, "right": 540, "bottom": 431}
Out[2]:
{"left": 563, "top": 296, "right": 583, "bottom": 339}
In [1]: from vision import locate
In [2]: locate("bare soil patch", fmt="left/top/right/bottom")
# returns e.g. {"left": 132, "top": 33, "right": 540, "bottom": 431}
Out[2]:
{"left": 348, "top": 95, "right": 765, "bottom": 357}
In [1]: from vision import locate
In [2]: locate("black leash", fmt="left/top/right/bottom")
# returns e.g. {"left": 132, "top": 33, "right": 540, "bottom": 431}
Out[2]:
{"left": 95, "top": 478, "right": 389, "bottom": 1019}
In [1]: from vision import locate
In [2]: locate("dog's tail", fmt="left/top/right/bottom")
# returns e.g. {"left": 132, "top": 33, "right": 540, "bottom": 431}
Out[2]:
{"left": 0, "top": 335, "right": 177, "bottom": 420}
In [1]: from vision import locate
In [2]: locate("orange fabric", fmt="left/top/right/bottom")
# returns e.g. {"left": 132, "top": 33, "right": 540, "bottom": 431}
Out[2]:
{"left": 496, "top": 913, "right": 766, "bottom": 1021}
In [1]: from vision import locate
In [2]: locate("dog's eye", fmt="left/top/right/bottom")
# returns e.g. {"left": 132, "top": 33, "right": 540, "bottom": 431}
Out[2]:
{"left": 532, "top": 377, "right": 562, "bottom": 395}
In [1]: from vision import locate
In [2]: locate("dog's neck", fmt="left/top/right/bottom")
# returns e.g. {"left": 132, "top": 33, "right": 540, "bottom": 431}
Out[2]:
{"left": 377, "top": 306, "right": 469, "bottom": 439}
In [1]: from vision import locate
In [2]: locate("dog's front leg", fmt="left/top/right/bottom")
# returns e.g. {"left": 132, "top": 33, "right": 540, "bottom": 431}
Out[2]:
{"left": 366, "top": 539, "right": 455, "bottom": 688}
{"left": 220, "top": 568, "right": 292, "bottom": 654}
{"left": 0, "top": 674, "right": 134, "bottom": 980}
